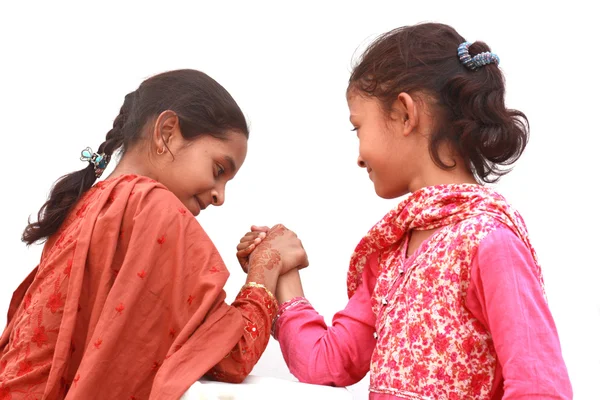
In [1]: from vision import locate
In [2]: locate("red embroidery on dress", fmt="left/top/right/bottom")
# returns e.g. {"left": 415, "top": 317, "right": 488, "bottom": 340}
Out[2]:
{"left": 178, "top": 207, "right": 187, "bottom": 215}
{"left": 169, "top": 328, "right": 176, "bottom": 338}
{"left": 107, "top": 194, "right": 116, "bottom": 204}
{"left": 23, "top": 293, "right": 32, "bottom": 310}
{"left": 244, "top": 322, "right": 259, "bottom": 340}
{"left": 209, "top": 266, "right": 220, "bottom": 274}
{"left": 73, "top": 374, "right": 80, "bottom": 386}
{"left": 137, "top": 270, "right": 146, "bottom": 279}
{"left": 46, "top": 275, "right": 65, "bottom": 313}
{"left": 157, "top": 235, "right": 166, "bottom": 246}
{"left": 31, "top": 326, "right": 48, "bottom": 348}
{"left": 0, "top": 360, "right": 7, "bottom": 374}
{"left": 94, "top": 338, "right": 102, "bottom": 349}
{"left": 55, "top": 233, "right": 66, "bottom": 248}
{"left": 64, "top": 259, "right": 73, "bottom": 277}
{"left": 151, "top": 361, "right": 161, "bottom": 371}
{"left": 17, "top": 360, "right": 32, "bottom": 376}
{"left": 187, "top": 295, "right": 195, "bottom": 306}
{"left": 75, "top": 202, "right": 89, "bottom": 218}
{"left": 0, "top": 384, "right": 10, "bottom": 399}
{"left": 115, "top": 303, "right": 125, "bottom": 315}
{"left": 46, "top": 292, "right": 63, "bottom": 314}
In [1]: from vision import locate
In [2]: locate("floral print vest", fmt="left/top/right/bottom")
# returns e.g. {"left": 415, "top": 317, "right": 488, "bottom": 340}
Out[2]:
{"left": 347, "top": 184, "right": 543, "bottom": 399}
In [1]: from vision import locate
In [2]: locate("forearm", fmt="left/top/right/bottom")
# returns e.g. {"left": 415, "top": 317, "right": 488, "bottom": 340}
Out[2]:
{"left": 275, "top": 278, "right": 375, "bottom": 386}
{"left": 207, "top": 285, "right": 278, "bottom": 383}
{"left": 275, "top": 268, "right": 304, "bottom": 304}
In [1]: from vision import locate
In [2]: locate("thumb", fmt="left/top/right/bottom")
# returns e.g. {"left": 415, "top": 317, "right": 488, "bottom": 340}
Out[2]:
{"left": 251, "top": 225, "right": 270, "bottom": 232}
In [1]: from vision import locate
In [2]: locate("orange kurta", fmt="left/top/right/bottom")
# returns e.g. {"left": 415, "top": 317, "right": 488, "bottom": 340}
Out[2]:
{"left": 0, "top": 175, "right": 276, "bottom": 399}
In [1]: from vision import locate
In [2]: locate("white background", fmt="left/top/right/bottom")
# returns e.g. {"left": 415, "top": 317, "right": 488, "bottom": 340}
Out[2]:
{"left": 0, "top": 1, "right": 598, "bottom": 399}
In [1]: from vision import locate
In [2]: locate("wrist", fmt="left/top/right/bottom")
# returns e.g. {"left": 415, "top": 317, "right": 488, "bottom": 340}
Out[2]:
{"left": 275, "top": 269, "right": 304, "bottom": 303}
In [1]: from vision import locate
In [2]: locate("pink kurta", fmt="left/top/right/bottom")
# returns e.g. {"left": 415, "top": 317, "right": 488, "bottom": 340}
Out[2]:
{"left": 275, "top": 227, "right": 572, "bottom": 399}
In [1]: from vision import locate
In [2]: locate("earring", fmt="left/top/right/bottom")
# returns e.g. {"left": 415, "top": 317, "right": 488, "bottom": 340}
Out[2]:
{"left": 157, "top": 147, "right": 165, "bottom": 155}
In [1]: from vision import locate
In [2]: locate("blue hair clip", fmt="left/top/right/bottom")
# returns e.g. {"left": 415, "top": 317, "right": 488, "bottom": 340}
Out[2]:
{"left": 457, "top": 41, "right": 499, "bottom": 71}
{"left": 80, "top": 147, "right": 110, "bottom": 178}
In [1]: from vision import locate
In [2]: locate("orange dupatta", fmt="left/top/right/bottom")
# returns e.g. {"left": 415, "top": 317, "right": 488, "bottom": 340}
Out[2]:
{"left": 0, "top": 175, "right": 248, "bottom": 399}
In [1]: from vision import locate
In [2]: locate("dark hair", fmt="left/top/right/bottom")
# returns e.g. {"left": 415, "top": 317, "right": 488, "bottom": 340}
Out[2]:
{"left": 23, "top": 69, "right": 249, "bottom": 245}
{"left": 349, "top": 23, "right": 528, "bottom": 183}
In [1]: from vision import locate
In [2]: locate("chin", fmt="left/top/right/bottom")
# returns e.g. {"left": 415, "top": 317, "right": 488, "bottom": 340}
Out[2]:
{"left": 374, "top": 185, "right": 408, "bottom": 200}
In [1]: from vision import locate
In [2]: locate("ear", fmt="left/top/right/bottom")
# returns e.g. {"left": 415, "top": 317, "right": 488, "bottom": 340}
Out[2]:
{"left": 394, "top": 92, "right": 419, "bottom": 136}
{"left": 151, "top": 110, "right": 181, "bottom": 152}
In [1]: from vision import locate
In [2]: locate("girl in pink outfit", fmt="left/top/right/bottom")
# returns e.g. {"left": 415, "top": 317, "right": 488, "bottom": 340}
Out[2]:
{"left": 237, "top": 23, "right": 572, "bottom": 399}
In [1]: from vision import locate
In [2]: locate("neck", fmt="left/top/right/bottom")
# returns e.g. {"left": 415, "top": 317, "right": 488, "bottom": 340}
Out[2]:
{"left": 408, "top": 147, "right": 478, "bottom": 192}
{"left": 409, "top": 168, "right": 478, "bottom": 193}
{"left": 106, "top": 149, "right": 158, "bottom": 181}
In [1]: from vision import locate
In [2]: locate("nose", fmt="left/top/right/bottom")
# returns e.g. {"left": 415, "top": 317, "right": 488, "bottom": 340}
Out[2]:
{"left": 357, "top": 156, "right": 367, "bottom": 169}
{"left": 211, "top": 188, "right": 225, "bottom": 207}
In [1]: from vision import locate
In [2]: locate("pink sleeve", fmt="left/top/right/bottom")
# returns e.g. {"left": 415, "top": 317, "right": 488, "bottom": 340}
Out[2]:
{"left": 467, "top": 227, "right": 573, "bottom": 399}
{"left": 276, "top": 257, "right": 378, "bottom": 387}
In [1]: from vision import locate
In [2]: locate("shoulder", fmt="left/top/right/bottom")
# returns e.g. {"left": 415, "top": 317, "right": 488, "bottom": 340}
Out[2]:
{"left": 472, "top": 226, "right": 541, "bottom": 291}
{"left": 105, "top": 175, "right": 204, "bottom": 233}
{"left": 476, "top": 225, "right": 530, "bottom": 261}
{"left": 116, "top": 175, "right": 191, "bottom": 217}
{"left": 123, "top": 176, "right": 181, "bottom": 208}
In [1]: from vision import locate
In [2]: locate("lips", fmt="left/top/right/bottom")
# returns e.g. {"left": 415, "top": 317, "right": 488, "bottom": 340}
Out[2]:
{"left": 195, "top": 196, "right": 207, "bottom": 213}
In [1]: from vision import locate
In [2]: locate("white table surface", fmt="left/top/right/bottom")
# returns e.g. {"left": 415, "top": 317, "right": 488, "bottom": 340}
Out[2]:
{"left": 181, "top": 375, "right": 353, "bottom": 400}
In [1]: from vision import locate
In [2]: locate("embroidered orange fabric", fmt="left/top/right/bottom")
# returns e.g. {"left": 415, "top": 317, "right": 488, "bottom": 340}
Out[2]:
{"left": 0, "top": 175, "right": 276, "bottom": 399}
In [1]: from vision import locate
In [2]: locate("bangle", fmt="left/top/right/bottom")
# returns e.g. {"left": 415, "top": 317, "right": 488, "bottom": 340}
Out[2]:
{"left": 271, "top": 296, "right": 311, "bottom": 340}
{"left": 241, "top": 282, "right": 278, "bottom": 308}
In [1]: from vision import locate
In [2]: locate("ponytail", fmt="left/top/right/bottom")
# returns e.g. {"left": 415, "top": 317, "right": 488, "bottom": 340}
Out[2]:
{"left": 436, "top": 41, "right": 529, "bottom": 182}
{"left": 22, "top": 92, "right": 134, "bottom": 245}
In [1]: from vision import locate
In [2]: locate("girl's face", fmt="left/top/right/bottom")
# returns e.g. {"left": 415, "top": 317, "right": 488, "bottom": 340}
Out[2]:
{"left": 347, "top": 91, "right": 426, "bottom": 199}
{"left": 151, "top": 112, "right": 248, "bottom": 216}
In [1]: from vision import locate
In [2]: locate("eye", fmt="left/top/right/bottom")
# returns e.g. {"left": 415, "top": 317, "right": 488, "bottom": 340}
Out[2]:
{"left": 215, "top": 164, "right": 225, "bottom": 177}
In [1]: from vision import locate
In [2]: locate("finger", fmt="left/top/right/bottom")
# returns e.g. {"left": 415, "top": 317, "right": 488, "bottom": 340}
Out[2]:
{"left": 236, "top": 241, "right": 260, "bottom": 250}
{"left": 251, "top": 225, "right": 270, "bottom": 232}
{"left": 247, "top": 231, "right": 267, "bottom": 240}
{"left": 240, "top": 232, "right": 258, "bottom": 241}
{"left": 245, "top": 235, "right": 265, "bottom": 247}
{"left": 240, "top": 232, "right": 265, "bottom": 245}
